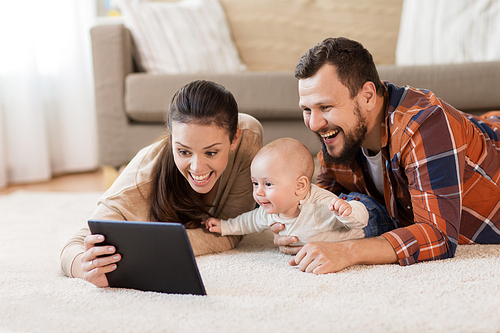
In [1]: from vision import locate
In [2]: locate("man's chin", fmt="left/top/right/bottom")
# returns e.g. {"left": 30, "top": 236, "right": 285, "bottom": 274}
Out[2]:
{"left": 321, "top": 142, "right": 356, "bottom": 166}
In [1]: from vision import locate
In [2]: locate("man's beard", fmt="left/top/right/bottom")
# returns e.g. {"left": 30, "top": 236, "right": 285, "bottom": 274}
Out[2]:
{"left": 320, "top": 103, "right": 367, "bottom": 166}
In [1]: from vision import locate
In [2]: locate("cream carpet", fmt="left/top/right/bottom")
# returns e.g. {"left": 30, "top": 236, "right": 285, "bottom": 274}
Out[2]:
{"left": 1, "top": 191, "right": 500, "bottom": 333}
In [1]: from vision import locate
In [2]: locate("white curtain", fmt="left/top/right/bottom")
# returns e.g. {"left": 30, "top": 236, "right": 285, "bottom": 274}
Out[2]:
{"left": 0, "top": 0, "right": 98, "bottom": 188}
{"left": 396, "top": 0, "right": 500, "bottom": 65}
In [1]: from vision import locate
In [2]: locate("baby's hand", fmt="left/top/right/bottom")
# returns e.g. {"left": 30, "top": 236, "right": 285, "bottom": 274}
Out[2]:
{"left": 329, "top": 197, "right": 352, "bottom": 217}
{"left": 203, "top": 217, "right": 222, "bottom": 234}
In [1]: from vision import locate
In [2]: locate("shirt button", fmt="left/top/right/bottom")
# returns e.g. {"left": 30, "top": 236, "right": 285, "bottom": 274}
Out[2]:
{"left": 407, "top": 206, "right": 411, "bottom": 209}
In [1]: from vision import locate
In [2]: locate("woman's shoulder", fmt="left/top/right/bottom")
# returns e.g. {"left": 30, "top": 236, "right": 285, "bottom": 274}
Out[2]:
{"left": 238, "top": 113, "right": 263, "bottom": 139}
{"left": 100, "top": 138, "right": 167, "bottom": 200}
{"left": 238, "top": 113, "right": 263, "bottom": 153}
{"left": 231, "top": 114, "right": 262, "bottom": 166}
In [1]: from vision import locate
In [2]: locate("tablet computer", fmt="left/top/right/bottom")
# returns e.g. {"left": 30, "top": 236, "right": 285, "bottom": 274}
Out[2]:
{"left": 88, "top": 220, "right": 206, "bottom": 296}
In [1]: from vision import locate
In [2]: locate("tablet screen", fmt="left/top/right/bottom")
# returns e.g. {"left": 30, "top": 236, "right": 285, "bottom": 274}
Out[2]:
{"left": 88, "top": 220, "right": 206, "bottom": 295}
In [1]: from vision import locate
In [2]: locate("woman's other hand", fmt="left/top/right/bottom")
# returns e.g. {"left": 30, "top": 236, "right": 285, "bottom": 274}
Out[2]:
{"left": 269, "top": 222, "right": 302, "bottom": 255}
{"left": 202, "top": 217, "right": 222, "bottom": 234}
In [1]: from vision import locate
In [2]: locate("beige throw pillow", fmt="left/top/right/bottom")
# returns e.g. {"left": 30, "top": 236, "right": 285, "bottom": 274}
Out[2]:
{"left": 116, "top": 0, "right": 247, "bottom": 74}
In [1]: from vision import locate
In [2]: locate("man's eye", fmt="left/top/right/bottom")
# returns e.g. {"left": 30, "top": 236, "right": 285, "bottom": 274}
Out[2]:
{"left": 321, "top": 105, "right": 332, "bottom": 112}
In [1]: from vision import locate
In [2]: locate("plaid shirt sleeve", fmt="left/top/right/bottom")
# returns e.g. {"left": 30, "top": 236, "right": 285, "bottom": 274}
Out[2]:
{"left": 382, "top": 98, "right": 469, "bottom": 265}
{"left": 316, "top": 154, "right": 350, "bottom": 195}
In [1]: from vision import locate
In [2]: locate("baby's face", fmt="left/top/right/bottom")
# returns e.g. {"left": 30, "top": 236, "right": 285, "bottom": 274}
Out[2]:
{"left": 250, "top": 154, "right": 301, "bottom": 218}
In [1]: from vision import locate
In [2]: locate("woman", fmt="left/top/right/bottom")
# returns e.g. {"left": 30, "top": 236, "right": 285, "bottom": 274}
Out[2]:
{"left": 60, "top": 80, "right": 263, "bottom": 287}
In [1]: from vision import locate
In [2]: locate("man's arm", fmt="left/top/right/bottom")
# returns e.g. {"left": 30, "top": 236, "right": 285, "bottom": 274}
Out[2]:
{"left": 382, "top": 106, "right": 466, "bottom": 265}
{"left": 289, "top": 236, "right": 397, "bottom": 274}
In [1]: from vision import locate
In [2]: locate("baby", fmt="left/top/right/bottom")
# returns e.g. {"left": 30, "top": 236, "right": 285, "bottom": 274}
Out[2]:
{"left": 204, "top": 137, "right": 369, "bottom": 245}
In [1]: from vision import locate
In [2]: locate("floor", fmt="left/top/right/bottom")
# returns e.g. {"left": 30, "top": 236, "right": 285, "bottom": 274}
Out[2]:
{"left": 0, "top": 169, "right": 106, "bottom": 195}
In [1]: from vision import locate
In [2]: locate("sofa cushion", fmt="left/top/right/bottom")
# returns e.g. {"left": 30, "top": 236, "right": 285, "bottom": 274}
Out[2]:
{"left": 378, "top": 61, "right": 500, "bottom": 114}
{"left": 116, "top": 0, "right": 246, "bottom": 74}
{"left": 124, "top": 72, "right": 302, "bottom": 123}
{"left": 396, "top": 0, "right": 500, "bottom": 65}
{"left": 219, "top": 0, "right": 403, "bottom": 71}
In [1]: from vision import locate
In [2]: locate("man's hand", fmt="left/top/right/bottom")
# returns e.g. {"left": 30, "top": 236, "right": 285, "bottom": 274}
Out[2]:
{"left": 288, "top": 241, "right": 353, "bottom": 274}
{"left": 289, "top": 236, "right": 398, "bottom": 274}
{"left": 270, "top": 223, "right": 302, "bottom": 255}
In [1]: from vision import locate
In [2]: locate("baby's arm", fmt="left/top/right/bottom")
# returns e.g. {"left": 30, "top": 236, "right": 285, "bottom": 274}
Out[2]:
{"left": 327, "top": 196, "right": 368, "bottom": 229}
{"left": 204, "top": 217, "right": 222, "bottom": 234}
{"left": 329, "top": 197, "right": 352, "bottom": 217}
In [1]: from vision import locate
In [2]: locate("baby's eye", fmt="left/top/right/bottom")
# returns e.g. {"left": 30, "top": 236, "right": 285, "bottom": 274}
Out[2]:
{"left": 252, "top": 181, "right": 258, "bottom": 187}
{"left": 265, "top": 181, "right": 272, "bottom": 187}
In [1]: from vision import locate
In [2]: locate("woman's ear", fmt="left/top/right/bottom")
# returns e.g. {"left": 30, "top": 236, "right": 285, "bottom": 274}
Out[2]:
{"left": 295, "top": 175, "right": 310, "bottom": 196}
{"left": 230, "top": 128, "right": 242, "bottom": 151}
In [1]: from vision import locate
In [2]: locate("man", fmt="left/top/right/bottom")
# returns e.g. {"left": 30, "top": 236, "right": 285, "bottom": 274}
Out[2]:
{"left": 271, "top": 37, "right": 500, "bottom": 274}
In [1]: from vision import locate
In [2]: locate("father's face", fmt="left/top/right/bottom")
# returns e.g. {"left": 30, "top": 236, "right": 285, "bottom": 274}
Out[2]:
{"left": 298, "top": 64, "right": 367, "bottom": 166}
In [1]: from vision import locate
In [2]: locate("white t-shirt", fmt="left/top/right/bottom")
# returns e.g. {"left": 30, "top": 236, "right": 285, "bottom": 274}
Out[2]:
{"left": 362, "top": 148, "right": 384, "bottom": 195}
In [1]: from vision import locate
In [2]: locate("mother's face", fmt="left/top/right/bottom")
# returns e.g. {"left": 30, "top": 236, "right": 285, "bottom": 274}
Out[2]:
{"left": 171, "top": 121, "right": 239, "bottom": 194}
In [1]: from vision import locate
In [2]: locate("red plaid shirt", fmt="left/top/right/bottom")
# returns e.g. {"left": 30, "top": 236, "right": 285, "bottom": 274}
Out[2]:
{"left": 317, "top": 82, "right": 500, "bottom": 266}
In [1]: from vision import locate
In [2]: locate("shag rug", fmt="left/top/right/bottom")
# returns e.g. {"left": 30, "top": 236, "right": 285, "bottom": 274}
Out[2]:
{"left": 1, "top": 191, "right": 500, "bottom": 333}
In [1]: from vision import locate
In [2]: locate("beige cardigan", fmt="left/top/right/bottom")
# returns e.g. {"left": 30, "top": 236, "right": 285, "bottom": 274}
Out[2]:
{"left": 60, "top": 114, "right": 263, "bottom": 277}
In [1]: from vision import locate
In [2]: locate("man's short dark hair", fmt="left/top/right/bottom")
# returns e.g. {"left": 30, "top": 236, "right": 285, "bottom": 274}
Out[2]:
{"left": 295, "top": 37, "right": 386, "bottom": 98}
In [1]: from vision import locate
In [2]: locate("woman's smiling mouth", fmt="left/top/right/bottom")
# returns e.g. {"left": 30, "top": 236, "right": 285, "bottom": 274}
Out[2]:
{"left": 190, "top": 171, "right": 213, "bottom": 185}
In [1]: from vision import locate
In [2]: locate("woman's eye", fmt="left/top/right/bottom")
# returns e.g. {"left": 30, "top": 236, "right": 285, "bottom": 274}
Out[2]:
{"left": 206, "top": 151, "right": 217, "bottom": 157}
{"left": 177, "top": 150, "right": 191, "bottom": 156}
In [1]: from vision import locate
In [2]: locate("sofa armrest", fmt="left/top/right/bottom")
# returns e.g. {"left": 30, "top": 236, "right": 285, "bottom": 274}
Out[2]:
{"left": 90, "top": 24, "right": 135, "bottom": 168}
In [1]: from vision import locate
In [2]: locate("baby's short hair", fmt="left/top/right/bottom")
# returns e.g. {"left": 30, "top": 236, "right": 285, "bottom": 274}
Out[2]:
{"left": 255, "top": 137, "right": 314, "bottom": 181}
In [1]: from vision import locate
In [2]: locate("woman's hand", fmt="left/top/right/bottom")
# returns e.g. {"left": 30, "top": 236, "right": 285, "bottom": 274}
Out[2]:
{"left": 269, "top": 223, "right": 302, "bottom": 255}
{"left": 75, "top": 234, "right": 121, "bottom": 287}
{"left": 202, "top": 217, "right": 222, "bottom": 234}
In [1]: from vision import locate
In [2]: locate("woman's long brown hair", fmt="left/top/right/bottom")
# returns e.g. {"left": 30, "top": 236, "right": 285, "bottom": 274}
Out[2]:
{"left": 149, "top": 80, "right": 239, "bottom": 228}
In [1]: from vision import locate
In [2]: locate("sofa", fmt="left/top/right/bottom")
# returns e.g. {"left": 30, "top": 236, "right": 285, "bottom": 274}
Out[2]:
{"left": 90, "top": 1, "right": 500, "bottom": 175}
